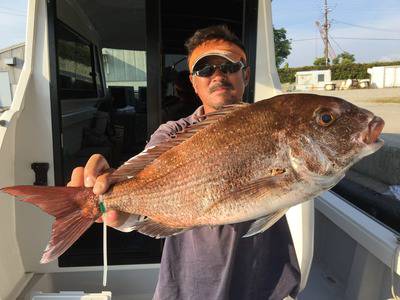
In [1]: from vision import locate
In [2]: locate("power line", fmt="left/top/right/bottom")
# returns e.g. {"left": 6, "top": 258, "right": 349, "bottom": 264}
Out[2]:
{"left": 333, "top": 19, "right": 400, "bottom": 34}
{"left": 0, "top": 10, "right": 26, "bottom": 17}
{"left": 334, "top": 37, "right": 400, "bottom": 41}
{"left": 292, "top": 38, "right": 319, "bottom": 42}
{"left": 330, "top": 37, "right": 346, "bottom": 52}
{"left": 0, "top": 6, "right": 26, "bottom": 14}
{"left": 292, "top": 37, "right": 400, "bottom": 42}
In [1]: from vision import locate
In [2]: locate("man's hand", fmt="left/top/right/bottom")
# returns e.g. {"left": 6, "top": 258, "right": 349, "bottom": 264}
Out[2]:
{"left": 67, "top": 154, "right": 130, "bottom": 228}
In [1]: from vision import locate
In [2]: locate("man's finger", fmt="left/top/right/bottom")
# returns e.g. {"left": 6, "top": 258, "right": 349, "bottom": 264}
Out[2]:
{"left": 93, "top": 171, "right": 116, "bottom": 195}
{"left": 83, "top": 154, "right": 110, "bottom": 187}
{"left": 105, "top": 210, "right": 130, "bottom": 228}
{"left": 94, "top": 210, "right": 130, "bottom": 228}
{"left": 68, "top": 167, "right": 84, "bottom": 187}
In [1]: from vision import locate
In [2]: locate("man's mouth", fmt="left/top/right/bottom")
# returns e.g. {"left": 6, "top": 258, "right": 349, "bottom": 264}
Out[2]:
{"left": 209, "top": 83, "right": 233, "bottom": 93}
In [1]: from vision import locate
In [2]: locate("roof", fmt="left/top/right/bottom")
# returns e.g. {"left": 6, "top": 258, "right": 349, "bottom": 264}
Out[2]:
{"left": 0, "top": 42, "right": 26, "bottom": 54}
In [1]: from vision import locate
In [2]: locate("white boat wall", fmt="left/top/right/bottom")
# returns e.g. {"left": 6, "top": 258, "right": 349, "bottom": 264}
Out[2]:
{"left": 0, "top": 0, "right": 398, "bottom": 299}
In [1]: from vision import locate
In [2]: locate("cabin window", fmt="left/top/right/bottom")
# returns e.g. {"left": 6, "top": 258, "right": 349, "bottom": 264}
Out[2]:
{"left": 56, "top": 21, "right": 100, "bottom": 99}
{"left": 317, "top": 74, "right": 325, "bottom": 82}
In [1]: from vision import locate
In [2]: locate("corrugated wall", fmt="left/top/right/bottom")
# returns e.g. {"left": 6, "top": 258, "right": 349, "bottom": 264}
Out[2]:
{"left": 102, "top": 48, "right": 146, "bottom": 86}
{"left": 0, "top": 44, "right": 25, "bottom": 87}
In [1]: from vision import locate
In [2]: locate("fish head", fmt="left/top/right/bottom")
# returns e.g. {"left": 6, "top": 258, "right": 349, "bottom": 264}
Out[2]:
{"left": 281, "top": 93, "right": 385, "bottom": 181}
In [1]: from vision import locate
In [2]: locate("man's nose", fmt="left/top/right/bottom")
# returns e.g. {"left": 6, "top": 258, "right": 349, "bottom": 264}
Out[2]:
{"left": 210, "top": 67, "right": 227, "bottom": 79}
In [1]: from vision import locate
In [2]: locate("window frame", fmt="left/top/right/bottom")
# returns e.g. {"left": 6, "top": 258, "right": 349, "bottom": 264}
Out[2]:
{"left": 55, "top": 20, "right": 100, "bottom": 100}
{"left": 316, "top": 191, "right": 400, "bottom": 276}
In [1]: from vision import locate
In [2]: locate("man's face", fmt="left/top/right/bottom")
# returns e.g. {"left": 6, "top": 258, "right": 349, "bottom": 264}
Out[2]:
{"left": 190, "top": 56, "right": 249, "bottom": 113}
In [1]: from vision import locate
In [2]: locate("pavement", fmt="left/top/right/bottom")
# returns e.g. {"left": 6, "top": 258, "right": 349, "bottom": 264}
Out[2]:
{"left": 294, "top": 87, "right": 400, "bottom": 134}
{"left": 288, "top": 88, "right": 400, "bottom": 187}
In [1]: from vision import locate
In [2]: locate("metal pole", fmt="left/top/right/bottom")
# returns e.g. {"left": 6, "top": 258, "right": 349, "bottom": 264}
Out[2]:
{"left": 323, "top": 0, "right": 329, "bottom": 66}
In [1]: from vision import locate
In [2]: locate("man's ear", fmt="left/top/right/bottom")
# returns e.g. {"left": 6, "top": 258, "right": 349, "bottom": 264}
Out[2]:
{"left": 243, "top": 67, "right": 250, "bottom": 87}
{"left": 189, "top": 74, "right": 198, "bottom": 94}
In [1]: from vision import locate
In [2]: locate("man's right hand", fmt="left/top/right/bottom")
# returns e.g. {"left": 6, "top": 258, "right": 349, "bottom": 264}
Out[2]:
{"left": 67, "top": 154, "right": 130, "bottom": 228}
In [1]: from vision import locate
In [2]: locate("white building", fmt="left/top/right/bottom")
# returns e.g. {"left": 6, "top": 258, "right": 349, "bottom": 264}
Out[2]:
{"left": 0, "top": 43, "right": 25, "bottom": 108}
{"left": 368, "top": 65, "right": 400, "bottom": 88}
{"left": 295, "top": 69, "right": 331, "bottom": 91}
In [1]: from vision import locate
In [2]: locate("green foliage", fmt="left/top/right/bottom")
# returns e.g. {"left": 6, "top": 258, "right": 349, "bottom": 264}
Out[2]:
{"left": 273, "top": 27, "right": 292, "bottom": 67}
{"left": 278, "top": 61, "right": 400, "bottom": 83}
{"left": 313, "top": 57, "right": 329, "bottom": 67}
{"left": 332, "top": 52, "right": 355, "bottom": 65}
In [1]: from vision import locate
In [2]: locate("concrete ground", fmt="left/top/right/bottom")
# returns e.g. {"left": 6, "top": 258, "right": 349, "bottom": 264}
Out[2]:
{"left": 294, "top": 87, "right": 400, "bottom": 134}
{"left": 287, "top": 87, "right": 400, "bottom": 189}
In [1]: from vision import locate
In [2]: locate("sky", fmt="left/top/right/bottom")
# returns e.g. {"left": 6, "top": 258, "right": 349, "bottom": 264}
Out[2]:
{"left": 0, "top": 0, "right": 399, "bottom": 67}
{"left": 272, "top": 0, "right": 400, "bottom": 66}
{"left": 0, "top": 0, "right": 27, "bottom": 49}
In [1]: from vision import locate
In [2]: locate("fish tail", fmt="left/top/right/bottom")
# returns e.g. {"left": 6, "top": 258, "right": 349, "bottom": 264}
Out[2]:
{"left": 1, "top": 185, "right": 101, "bottom": 263}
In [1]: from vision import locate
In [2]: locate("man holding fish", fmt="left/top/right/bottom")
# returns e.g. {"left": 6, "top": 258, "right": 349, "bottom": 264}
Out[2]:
{"left": 3, "top": 25, "right": 384, "bottom": 300}
{"left": 69, "top": 25, "right": 302, "bottom": 299}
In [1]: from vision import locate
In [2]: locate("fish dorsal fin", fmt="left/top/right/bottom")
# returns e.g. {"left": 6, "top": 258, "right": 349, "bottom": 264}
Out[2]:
{"left": 242, "top": 208, "right": 288, "bottom": 238}
{"left": 131, "top": 218, "right": 188, "bottom": 238}
{"left": 110, "top": 103, "right": 248, "bottom": 181}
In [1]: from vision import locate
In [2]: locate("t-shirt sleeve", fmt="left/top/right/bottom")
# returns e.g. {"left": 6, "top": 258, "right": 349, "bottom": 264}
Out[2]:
{"left": 145, "top": 118, "right": 192, "bottom": 149}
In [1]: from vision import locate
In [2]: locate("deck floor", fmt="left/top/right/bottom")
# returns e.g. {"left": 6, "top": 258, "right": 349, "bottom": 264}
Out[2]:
{"left": 298, "top": 261, "right": 346, "bottom": 300}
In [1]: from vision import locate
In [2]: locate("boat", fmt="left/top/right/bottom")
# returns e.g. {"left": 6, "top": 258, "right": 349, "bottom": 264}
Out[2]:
{"left": 0, "top": 0, "right": 398, "bottom": 299}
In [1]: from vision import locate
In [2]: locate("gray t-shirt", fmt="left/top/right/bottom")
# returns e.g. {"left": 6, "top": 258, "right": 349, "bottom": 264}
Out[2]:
{"left": 147, "top": 106, "right": 300, "bottom": 300}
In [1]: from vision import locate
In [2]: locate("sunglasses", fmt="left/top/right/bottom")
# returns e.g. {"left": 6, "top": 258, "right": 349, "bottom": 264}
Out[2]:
{"left": 192, "top": 61, "right": 246, "bottom": 77}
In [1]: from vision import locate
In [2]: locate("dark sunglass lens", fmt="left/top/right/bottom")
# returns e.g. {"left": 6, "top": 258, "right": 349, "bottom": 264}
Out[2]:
{"left": 220, "top": 62, "right": 242, "bottom": 74}
{"left": 197, "top": 65, "right": 215, "bottom": 77}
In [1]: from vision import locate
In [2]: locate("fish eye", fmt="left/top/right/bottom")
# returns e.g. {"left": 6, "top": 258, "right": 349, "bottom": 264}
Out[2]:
{"left": 317, "top": 112, "right": 335, "bottom": 126}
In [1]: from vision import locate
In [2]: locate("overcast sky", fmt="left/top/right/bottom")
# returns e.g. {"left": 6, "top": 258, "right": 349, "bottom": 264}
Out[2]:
{"left": 1, "top": 0, "right": 399, "bottom": 67}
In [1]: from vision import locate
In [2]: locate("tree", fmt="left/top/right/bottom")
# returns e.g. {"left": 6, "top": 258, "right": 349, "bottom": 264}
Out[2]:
{"left": 313, "top": 57, "right": 329, "bottom": 67}
{"left": 274, "top": 27, "right": 291, "bottom": 67}
{"left": 332, "top": 51, "right": 355, "bottom": 65}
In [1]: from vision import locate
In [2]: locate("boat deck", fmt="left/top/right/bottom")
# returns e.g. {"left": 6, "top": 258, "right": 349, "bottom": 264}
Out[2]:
{"left": 299, "top": 260, "right": 345, "bottom": 300}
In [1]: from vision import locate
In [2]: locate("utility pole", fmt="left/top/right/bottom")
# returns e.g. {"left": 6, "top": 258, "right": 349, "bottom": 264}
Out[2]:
{"left": 323, "top": 0, "right": 330, "bottom": 66}
{"left": 315, "top": 0, "right": 332, "bottom": 66}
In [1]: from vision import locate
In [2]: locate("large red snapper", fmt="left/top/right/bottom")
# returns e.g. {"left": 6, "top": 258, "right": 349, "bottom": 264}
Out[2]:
{"left": 1, "top": 93, "right": 384, "bottom": 263}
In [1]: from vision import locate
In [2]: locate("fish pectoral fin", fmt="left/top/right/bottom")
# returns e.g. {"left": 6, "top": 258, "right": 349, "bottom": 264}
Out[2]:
{"left": 131, "top": 218, "right": 188, "bottom": 239}
{"left": 242, "top": 208, "right": 288, "bottom": 238}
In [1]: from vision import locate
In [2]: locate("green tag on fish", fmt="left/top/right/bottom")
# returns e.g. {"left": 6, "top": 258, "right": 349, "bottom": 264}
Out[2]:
{"left": 99, "top": 201, "right": 106, "bottom": 214}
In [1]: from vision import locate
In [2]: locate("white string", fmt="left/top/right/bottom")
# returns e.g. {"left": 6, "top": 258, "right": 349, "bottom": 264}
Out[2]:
{"left": 103, "top": 219, "right": 108, "bottom": 286}
{"left": 99, "top": 194, "right": 108, "bottom": 287}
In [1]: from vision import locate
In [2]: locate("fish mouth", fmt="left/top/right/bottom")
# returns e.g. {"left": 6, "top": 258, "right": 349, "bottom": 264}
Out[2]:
{"left": 361, "top": 116, "right": 385, "bottom": 145}
{"left": 358, "top": 116, "right": 385, "bottom": 157}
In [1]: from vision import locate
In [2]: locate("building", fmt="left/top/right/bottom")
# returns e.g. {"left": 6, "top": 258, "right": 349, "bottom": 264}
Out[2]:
{"left": 0, "top": 42, "right": 25, "bottom": 107}
{"left": 368, "top": 65, "right": 400, "bottom": 88}
{"left": 295, "top": 69, "right": 331, "bottom": 91}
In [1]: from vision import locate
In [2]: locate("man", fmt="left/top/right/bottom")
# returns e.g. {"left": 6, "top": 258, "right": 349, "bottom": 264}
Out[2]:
{"left": 68, "top": 25, "right": 300, "bottom": 300}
